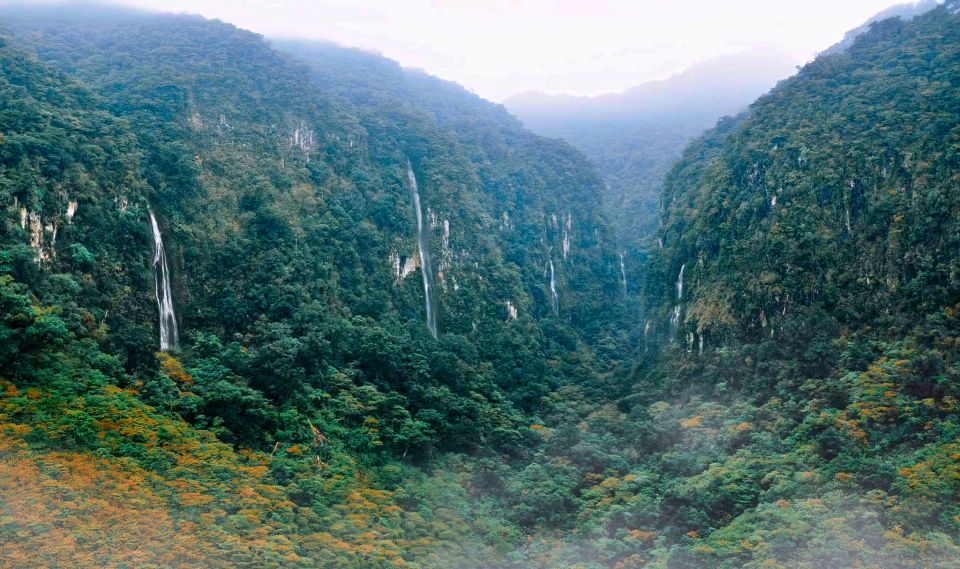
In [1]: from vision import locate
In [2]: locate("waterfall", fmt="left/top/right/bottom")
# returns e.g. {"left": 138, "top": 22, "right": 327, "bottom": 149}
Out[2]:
{"left": 506, "top": 300, "right": 518, "bottom": 321}
{"left": 149, "top": 208, "right": 179, "bottom": 351}
{"left": 549, "top": 256, "right": 559, "bottom": 315}
{"left": 669, "top": 306, "right": 682, "bottom": 342}
{"left": 619, "top": 252, "right": 627, "bottom": 295}
{"left": 407, "top": 160, "right": 438, "bottom": 339}
{"left": 676, "top": 264, "right": 686, "bottom": 300}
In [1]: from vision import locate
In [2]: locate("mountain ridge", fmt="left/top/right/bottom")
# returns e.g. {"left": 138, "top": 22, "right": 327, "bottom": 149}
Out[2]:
{"left": 504, "top": 47, "right": 798, "bottom": 123}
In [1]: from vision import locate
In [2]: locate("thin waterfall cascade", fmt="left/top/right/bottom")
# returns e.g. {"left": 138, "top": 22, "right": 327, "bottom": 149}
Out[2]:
{"left": 149, "top": 208, "right": 179, "bottom": 351}
{"left": 698, "top": 334, "right": 704, "bottom": 355}
{"left": 407, "top": 160, "right": 438, "bottom": 339}
{"left": 548, "top": 256, "right": 559, "bottom": 315}
{"left": 669, "top": 305, "right": 682, "bottom": 342}
{"left": 676, "top": 264, "right": 686, "bottom": 300}
{"left": 619, "top": 252, "right": 628, "bottom": 295}
{"left": 562, "top": 213, "right": 572, "bottom": 260}
{"left": 66, "top": 200, "right": 78, "bottom": 222}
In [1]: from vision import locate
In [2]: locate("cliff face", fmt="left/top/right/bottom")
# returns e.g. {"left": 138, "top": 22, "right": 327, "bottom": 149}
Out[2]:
{"left": 652, "top": 5, "right": 960, "bottom": 348}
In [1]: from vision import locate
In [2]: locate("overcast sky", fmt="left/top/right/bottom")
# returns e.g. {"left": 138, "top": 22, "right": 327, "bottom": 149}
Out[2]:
{"left": 22, "top": 0, "right": 923, "bottom": 100}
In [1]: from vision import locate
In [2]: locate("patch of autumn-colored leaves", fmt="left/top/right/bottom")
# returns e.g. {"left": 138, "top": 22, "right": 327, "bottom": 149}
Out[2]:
{"left": 157, "top": 352, "right": 193, "bottom": 385}
{"left": 681, "top": 416, "right": 703, "bottom": 428}
{"left": 0, "top": 377, "right": 437, "bottom": 567}
{"left": 0, "top": 432, "right": 217, "bottom": 568}
{"left": 627, "top": 529, "right": 657, "bottom": 542}
{"left": 530, "top": 423, "right": 551, "bottom": 438}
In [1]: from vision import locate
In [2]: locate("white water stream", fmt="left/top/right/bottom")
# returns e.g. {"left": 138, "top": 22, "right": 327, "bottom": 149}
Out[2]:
{"left": 407, "top": 161, "right": 438, "bottom": 339}
{"left": 149, "top": 208, "right": 179, "bottom": 351}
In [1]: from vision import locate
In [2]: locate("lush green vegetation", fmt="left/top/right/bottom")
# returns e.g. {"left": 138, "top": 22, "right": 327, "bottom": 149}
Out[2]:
{"left": 0, "top": 5, "right": 632, "bottom": 455}
{"left": 1, "top": 2, "right": 960, "bottom": 567}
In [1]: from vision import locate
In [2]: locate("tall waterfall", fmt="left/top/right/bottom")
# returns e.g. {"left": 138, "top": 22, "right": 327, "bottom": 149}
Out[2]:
{"left": 549, "top": 256, "right": 559, "bottom": 315}
{"left": 676, "top": 264, "right": 686, "bottom": 300}
{"left": 149, "top": 208, "right": 179, "bottom": 351}
{"left": 619, "top": 252, "right": 627, "bottom": 295}
{"left": 668, "top": 264, "right": 687, "bottom": 342}
{"left": 407, "top": 160, "right": 438, "bottom": 339}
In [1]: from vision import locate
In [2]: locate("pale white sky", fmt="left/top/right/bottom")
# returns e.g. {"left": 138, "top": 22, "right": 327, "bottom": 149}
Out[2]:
{"left": 28, "top": 1, "right": 925, "bottom": 100}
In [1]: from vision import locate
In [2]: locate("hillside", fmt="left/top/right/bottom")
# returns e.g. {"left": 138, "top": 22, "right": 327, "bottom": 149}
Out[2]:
{"left": 273, "top": 39, "right": 632, "bottom": 337}
{"left": 0, "top": 3, "right": 633, "bottom": 444}
{"left": 579, "top": 2, "right": 960, "bottom": 566}
{"left": 0, "top": 35, "right": 348, "bottom": 568}
{"left": 822, "top": 0, "right": 939, "bottom": 56}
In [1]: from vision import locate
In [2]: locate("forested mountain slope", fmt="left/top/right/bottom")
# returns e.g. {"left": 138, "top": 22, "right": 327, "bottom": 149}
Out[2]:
{"left": 822, "top": 0, "right": 939, "bottom": 56}
{"left": 0, "top": 36, "right": 331, "bottom": 568}
{"left": 274, "top": 39, "right": 632, "bottom": 339}
{"left": 651, "top": 1, "right": 960, "bottom": 349}
{"left": 1, "top": 4, "right": 629, "bottom": 450}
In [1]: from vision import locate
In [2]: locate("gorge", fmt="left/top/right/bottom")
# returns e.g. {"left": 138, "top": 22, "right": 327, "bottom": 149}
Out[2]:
{"left": 0, "top": 2, "right": 959, "bottom": 568}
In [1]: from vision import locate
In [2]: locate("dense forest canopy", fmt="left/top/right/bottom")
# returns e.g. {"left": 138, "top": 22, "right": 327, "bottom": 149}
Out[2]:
{"left": 1, "top": 1, "right": 959, "bottom": 568}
